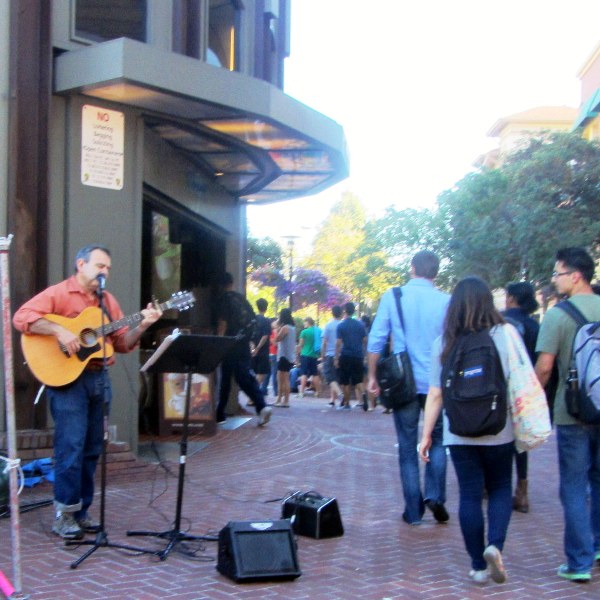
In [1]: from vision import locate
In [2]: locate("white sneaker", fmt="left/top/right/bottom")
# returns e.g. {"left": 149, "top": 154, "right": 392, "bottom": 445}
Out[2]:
{"left": 468, "top": 569, "right": 489, "bottom": 585}
{"left": 483, "top": 545, "right": 507, "bottom": 583}
{"left": 258, "top": 406, "right": 272, "bottom": 426}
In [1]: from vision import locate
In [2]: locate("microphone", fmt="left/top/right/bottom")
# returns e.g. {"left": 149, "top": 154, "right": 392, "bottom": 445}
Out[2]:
{"left": 96, "top": 273, "right": 106, "bottom": 291}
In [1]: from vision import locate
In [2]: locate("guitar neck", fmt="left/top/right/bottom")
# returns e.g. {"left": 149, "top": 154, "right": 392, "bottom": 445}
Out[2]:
{"left": 93, "top": 298, "right": 172, "bottom": 337}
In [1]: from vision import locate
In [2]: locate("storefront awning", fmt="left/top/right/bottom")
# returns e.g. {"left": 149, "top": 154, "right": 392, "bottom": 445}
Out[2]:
{"left": 54, "top": 37, "right": 349, "bottom": 204}
{"left": 572, "top": 88, "right": 600, "bottom": 131}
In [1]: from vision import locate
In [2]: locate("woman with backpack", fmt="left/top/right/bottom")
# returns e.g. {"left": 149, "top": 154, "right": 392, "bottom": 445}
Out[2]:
{"left": 503, "top": 282, "right": 540, "bottom": 514}
{"left": 418, "top": 276, "right": 530, "bottom": 586}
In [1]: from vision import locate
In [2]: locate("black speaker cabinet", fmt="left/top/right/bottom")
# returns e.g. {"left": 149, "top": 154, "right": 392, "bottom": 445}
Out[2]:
{"left": 217, "top": 520, "right": 301, "bottom": 583}
{"left": 281, "top": 491, "right": 344, "bottom": 539}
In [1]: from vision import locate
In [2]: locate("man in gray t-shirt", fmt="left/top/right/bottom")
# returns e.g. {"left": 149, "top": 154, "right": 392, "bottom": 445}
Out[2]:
{"left": 535, "top": 247, "right": 600, "bottom": 582}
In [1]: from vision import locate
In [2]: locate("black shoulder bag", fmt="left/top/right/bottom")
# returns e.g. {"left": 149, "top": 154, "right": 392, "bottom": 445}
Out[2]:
{"left": 375, "top": 288, "right": 417, "bottom": 410}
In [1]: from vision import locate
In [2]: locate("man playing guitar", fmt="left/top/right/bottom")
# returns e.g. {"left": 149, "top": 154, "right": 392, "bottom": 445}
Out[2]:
{"left": 13, "top": 244, "right": 162, "bottom": 539}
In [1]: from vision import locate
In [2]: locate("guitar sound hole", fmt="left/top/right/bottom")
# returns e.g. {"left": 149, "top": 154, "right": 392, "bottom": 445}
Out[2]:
{"left": 80, "top": 329, "right": 97, "bottom": 347}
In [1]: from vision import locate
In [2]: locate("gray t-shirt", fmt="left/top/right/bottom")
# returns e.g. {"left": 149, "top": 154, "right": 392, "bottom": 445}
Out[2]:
{"left": 429, "top": 324, "right": 515, "bottom": 446}
{"left": 277, "top": 325, "right": 296, "bottom": 363}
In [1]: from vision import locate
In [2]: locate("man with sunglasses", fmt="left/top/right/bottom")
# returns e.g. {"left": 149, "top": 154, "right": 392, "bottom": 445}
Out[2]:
{"left": 535, "top": 247, "right": 600, "bottom": 583}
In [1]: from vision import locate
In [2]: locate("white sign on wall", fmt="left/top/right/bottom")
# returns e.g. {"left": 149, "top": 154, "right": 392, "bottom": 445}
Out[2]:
{"left": 81, "top": 104, "right": 124, "bottom": 190}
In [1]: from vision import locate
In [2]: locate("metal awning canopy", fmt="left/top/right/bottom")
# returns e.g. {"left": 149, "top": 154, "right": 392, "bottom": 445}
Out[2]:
{"left": 54, "top": 38, "right": 349, "bottom": 204}
{"left": 572, "top": 88, "right": 600, "bottom": 131}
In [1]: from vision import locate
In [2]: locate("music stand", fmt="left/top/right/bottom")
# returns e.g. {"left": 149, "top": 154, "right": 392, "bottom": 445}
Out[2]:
{"left": 127, "top": 333, "right": 237, "bottom": 560}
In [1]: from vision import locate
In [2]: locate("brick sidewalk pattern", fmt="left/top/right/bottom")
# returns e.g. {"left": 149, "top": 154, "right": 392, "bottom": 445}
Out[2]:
{"left": 1, "top": 394, "right": 599, "bottom": 599}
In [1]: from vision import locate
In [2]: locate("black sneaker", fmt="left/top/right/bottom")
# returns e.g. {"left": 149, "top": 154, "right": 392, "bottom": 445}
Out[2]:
{"left": 425, "top": 499, "right": 449, "bottom": 523}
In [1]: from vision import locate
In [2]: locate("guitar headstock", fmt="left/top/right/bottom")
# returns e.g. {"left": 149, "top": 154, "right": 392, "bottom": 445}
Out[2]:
{"left": 163, "top": 291, "right": 195, "bottom": 312}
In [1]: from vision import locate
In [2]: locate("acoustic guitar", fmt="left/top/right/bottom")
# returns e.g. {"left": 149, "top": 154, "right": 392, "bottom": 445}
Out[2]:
{"left": 21, "top": 291, "right": 195, "bottom": 387}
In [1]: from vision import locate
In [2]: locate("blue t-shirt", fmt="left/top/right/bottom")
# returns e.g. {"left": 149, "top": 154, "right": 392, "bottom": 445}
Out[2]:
{"left": 337, "top": 317, "right": 366, "bottom": 358}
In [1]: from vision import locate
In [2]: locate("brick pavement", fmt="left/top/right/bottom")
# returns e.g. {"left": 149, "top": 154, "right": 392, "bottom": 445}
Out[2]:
{"left": 1, "top": 395, "right": 599, "bottom": 599}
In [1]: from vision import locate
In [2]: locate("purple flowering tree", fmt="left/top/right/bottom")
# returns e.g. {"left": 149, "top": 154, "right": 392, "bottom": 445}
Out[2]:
{"left": 250, "top": 266, "right": 348, "bottom": 311}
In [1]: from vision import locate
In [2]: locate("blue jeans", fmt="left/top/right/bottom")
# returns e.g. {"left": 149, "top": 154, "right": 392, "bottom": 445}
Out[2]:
{"left": 48, "top": 370, "right": 110, "bottom": 518}
{"left": 556, "top": 424, "right": 600, "bottom": 573}
{"left": 449, "top": 443, "right": 514, "bottom": 571}
{"left": 393, "top": 394, "right": 446, "bottom": 523}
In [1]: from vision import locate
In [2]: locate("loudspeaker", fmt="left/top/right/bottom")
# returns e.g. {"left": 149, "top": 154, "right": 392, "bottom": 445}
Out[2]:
{"left": 217, "top": 520, "right": 301, "bottom": 583}
{"left": 281, "top": 491, "right": 344, "bottom": 539}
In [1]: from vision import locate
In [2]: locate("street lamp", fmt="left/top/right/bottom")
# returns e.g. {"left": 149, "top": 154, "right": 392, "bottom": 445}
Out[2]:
{"left": 281, "top": 235, "right": 299, "bottom": 310}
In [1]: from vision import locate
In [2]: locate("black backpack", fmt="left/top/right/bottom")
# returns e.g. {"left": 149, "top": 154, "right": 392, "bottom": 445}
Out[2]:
{"left": 441, "top": 329, "right": 507, "bottom": 437}
{"left": 224, "top": 291, "right": 257, "bottom": 340}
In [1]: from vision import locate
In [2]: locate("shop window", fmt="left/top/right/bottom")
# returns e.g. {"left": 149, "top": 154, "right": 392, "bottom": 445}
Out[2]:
{"left": 208, "top": 0, "right": 241, "bottom": 71}
{"left": 74, "top": 0, "right": 147, "bottom": 43}
{"left": 172, "top": 0, "right": 201, "bottom": 58}
{"left": 150, "top": 212, "right": 182, "bottom": 304}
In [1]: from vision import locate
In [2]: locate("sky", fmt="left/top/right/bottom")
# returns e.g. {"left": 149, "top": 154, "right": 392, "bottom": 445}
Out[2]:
{"left": 247, "top": 0, "right": 600, "bottom": 254}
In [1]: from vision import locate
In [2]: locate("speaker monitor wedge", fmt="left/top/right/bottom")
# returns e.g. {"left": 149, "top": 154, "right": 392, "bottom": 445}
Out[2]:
{"left": 281, "top": 491, "right": 344, "bottom": 539}
{"left": 217, "top": 520, "right": 301, "bottom": 583}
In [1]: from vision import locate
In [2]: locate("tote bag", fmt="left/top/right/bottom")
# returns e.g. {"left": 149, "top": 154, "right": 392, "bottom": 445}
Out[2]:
{"left": 503, "top": 324, "right": 551, "bottom": 452}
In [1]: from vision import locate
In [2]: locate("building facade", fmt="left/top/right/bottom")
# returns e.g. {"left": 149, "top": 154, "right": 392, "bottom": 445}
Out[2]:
{"left": 0, "top": 1, "right": 348, "bottom": 451}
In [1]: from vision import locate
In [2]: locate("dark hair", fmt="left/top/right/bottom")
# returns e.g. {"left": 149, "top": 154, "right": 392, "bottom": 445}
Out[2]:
{"left": 344, "top": 302, "right": 355, "bottom": 316}
{"left": 332, "top": 305, "right": 342, "bottom": 319}
{"left": 219, "top": 272, "right": 234, "bottom": 287}
{"left": 593, "top": 283, "right": 600, "bottom": 296}
{"left": 441, "top": 276, "right": 504, "bottom": 363}
{"left": 304, "top": 317, "right": 315, "bottom": 326}
{"left": 556, "top": 247, "right": 595, "bottom": 284}
{"left": 361, "top": 314, "right": 371, "bottom": 330}
{"left": 73, "top": 244, "right": 111, "bottom": 272}
{"left": 256, "top": 298, "right": 268, "bottom": 313}
{"left": 278, "top": 308, "right": 294, "bottom": 326}
{"left": 505, "top": 281, "right": 538, "bottom": 314}
{"left": 411, "top": 250, "right": 440, "bottom": 280}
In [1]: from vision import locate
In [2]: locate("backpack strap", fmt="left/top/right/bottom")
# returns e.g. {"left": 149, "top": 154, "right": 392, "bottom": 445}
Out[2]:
{"left": 555, "top": 300, "right": 590, "bottom": 368}
{"left": 555, "top": 300, "right": 589, "bottom": 328}
{"left": 392, "top": 287, "right": 406, "bottom": 333}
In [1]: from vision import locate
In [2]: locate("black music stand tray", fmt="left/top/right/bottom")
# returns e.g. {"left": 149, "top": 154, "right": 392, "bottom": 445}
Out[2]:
{"left": 127, "top": 333, "right": 236, "bottom": 560}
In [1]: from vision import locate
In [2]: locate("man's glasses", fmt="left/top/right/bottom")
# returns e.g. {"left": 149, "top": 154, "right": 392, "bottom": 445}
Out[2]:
{"left": 552, "top": 270, "right": 574, "bottom": 278}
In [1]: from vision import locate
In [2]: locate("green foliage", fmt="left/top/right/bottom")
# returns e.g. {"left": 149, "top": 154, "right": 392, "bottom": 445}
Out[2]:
{"left": 442, "top": 132, "right": 600, "bottom": 287}
{"left": 305, "top": 191, "right": 395, "bottom": 309}
{"left": 247, "top": 236, "right": 283, "bottom": 271}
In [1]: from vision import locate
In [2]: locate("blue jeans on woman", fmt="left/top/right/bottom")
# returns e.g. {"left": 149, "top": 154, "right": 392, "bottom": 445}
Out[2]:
{"left": 48, "top": 370, "right": 110, "bottom": 520}
{"left": 449, "top": 442, "right": 514, "bottom": 571}
{"left": 556, "top": 424, "right": 600, "bottom": 574}
{"left": 393, "top": 394, "right": 446, "bottom": 524}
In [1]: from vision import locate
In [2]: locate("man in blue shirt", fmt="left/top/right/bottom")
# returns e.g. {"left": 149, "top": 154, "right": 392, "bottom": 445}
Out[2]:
{"left": 335, "top": 302, "right": 367, "bottom": 410}
{"left": 367, "top": 251, "right": 450, "bottom": 525}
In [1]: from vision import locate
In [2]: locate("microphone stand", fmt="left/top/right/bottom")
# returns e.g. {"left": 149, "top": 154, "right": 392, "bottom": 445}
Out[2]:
{"left": 67, "top": 277, "right": 161, "bottom": 568}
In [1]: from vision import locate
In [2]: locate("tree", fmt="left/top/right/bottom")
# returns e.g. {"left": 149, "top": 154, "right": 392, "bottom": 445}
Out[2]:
{"left": 366, "top": 206, "right": 452, "bottom": 288}
{"left": 305, "top": 191, "right": 392, "bottom": 309}
{"left": 372, "top": 132, "right": 600, "bottom": 290}
{"left": 441, "top": 132, "right": 600, "bottom": 287}
{"left": 246, "top": 236, "right": 283, "bottom": 271}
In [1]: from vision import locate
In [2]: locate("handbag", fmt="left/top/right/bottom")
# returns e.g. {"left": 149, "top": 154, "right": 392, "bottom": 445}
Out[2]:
{"left": 376, "top": 288, "right": 416, "bottom": 410}
{"left": 503, "top": 324, "right": 551, "bottom": 452}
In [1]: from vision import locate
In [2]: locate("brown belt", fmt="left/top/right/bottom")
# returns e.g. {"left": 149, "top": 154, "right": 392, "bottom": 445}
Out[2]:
{"left": 85, "top": 362, "right": 105, "bottom": 372}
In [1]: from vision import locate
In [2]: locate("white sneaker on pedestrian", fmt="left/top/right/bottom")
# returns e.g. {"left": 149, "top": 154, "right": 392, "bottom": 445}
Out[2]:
{"left": 258, "top": 406, "right": 272, "bottom": 426}
{"left": 483, "top": 545, "right": 507, "bottom": 583}
{"left": 469, "top": 569, "right": 489, "bottom": 585}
